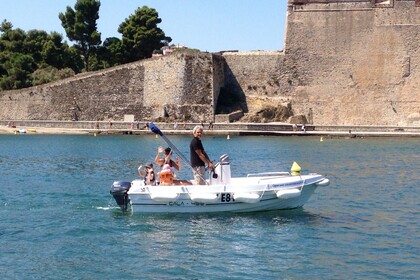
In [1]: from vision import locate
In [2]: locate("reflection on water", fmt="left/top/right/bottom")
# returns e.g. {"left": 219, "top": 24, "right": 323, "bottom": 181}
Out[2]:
{"left": 118, "top": 209, "right": 327, "bottom": 278}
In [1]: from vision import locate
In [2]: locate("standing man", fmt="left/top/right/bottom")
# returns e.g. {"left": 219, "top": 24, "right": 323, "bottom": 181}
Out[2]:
{"left": 190, "top": 125, "right": 214, "bottom": 185}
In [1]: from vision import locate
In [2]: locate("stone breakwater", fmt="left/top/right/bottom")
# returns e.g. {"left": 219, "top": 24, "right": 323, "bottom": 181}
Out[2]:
{"left": 1, "top": 120, "right": 420, "bottom": 137}
{"left": 1, "top": 1, "right": 419, "bottom": 127}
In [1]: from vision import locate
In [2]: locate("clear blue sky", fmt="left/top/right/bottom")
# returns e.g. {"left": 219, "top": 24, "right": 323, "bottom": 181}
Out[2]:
{"left": 1, "top": 0, "right": 287, "bottom": 52}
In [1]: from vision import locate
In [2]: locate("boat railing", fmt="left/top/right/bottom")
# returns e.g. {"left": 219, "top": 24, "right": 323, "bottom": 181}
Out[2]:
{"left": 247, "top": 172, "right": 290, "bottom": 178}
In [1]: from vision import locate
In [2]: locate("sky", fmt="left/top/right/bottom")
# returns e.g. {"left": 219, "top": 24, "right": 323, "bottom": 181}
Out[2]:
{"left": 1, "top": 0, "right": 288, "bottom": 52}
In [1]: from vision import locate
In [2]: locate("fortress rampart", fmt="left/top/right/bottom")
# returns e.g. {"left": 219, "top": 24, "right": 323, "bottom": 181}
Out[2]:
{"left": 221, "top": 0, "right": 420, "bottom": 126}
{"left": 0, "top": 53, "right": 218, "bottom": 122}
{"left": 281, "top": 0, "right": 420, "bottom": 125}
{"left": 0, "top": 0, "right": 419, "bottom": 126}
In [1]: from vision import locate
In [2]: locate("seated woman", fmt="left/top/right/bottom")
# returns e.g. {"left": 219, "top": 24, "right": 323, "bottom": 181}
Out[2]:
{"left": 159, "top": 165, "right": 193, "bottom": 186}
{"left": 159, "top": 164, "right": 175, "bottom": 186}
{"left": 138, "top": 163, "right": 156, "bottom": 185}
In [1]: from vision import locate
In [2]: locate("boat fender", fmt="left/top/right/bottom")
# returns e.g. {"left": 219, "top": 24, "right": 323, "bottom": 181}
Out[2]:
{"left": 316, "top": 178, "right": 330, "bottom": 187}
{"left": 276, "top": 189, "right": 301, "bottom": 199}
{"left": 149, "top": 191, "right": 178, "bottom": 202}
{"left": 233, "top": 192, "right": 260, "bottom": 203}
{"left": 190, "top": 193, "right": 218, "bottom": 204}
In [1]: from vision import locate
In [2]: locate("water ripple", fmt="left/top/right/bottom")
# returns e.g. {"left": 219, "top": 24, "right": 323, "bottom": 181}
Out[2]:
{"left": 0, "top": 135, "right": 419, "bottom": 279}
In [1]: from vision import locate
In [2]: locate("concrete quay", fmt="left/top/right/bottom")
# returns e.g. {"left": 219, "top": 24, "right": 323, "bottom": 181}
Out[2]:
{"left": 1, "top": 120, "right": 420, "bottom": 137}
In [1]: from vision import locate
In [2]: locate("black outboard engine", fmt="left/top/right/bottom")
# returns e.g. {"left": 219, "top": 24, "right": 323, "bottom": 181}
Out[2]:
{"left": 110, "top": 181, "right": 131, "bottom": 211}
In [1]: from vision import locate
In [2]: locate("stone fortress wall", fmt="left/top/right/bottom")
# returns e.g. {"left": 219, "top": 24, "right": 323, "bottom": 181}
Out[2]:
{"left": 0, "top": 0, "right": 419, "bottom": 126}
{"left": 0, "top": 53, "right": 217, "bottom": 123}
{"left": 282, "top": 0, "right": 420, "bottom": 125}
{"left": 223, "top": 0, "right": 420, "bottom": 126}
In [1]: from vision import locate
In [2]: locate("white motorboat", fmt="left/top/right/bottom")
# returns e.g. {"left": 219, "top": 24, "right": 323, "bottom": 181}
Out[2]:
{"left": 110, "top": 154, "right": 330, "bottom": 213}
{"left": 110, "top": 123, "right": 329, "bottom": 213}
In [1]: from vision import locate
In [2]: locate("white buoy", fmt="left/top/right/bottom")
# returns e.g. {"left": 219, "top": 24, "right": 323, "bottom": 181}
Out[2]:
{"left": 227, "top": 135, "right": 230, "bottom": 140}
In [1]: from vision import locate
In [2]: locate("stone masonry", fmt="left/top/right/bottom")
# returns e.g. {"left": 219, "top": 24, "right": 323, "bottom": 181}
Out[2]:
{"left": 0, "top": 0, "right": 419, "bottom": 126}
{"left": 222, "top": 0, "right": 420, "bottom": 126}
{"left": 0, "top": 53, "right": 216, "bottom": 123}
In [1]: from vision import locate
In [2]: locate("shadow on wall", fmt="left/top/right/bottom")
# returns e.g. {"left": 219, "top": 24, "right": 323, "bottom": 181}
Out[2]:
{"left": 215, "top": 63, "right": 248, "bottom": 115}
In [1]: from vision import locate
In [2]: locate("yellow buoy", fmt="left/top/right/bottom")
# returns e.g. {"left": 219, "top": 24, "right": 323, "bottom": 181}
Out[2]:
{"left": 291, "top": 161, "right": 301, "bottom": 176}
{"left": 155, "top": 134, "right": 158, "bottom": 138}
{"left": 93, "top": 133, "right": 97, "bottom": 137}
{"left": 320, "top": 137, "right": 323, "bottom": 142}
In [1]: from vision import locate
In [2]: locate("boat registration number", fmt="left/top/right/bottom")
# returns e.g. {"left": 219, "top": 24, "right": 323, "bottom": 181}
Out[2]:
{"left": 220, "top": 193, "right": 235, "bottom": 203}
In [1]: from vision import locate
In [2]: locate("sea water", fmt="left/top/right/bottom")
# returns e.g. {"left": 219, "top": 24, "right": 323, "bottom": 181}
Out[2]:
{"left": 0, "top": 134, "right": 419, "bottom": 279}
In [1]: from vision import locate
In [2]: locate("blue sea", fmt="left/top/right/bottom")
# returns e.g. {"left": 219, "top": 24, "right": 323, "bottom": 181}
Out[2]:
{"left": 0, "top": 134, "right": 419, "bottom": 279}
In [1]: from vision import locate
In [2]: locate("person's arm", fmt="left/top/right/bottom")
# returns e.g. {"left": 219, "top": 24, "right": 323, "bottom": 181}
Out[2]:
{"left": 203, "top": 151, "right": 210, "bottom": 161}
{"left": 203, "top": 151, "right": 214, "bottom": 169}
{"left": 172, "top": 158, "right": 182, "bottom": 171}
{"left": 149, "top": 170, "right": 155, "bottom": 181}
{"left": 138, "top": 165, "right": 145, "bottom": 176}
{"left": 154, "top": 146, "right": 164, "bottom": 165}
{"left": 195, "top": 149, "right": 214, "bottom": 169}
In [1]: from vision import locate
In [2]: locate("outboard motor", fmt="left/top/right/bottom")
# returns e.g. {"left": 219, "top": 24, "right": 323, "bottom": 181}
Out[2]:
{"left": 210, "top": 154, "right": 231, "bottom": 185}
{"left": 110, "top": 181, "right": 131, "bottom": 211}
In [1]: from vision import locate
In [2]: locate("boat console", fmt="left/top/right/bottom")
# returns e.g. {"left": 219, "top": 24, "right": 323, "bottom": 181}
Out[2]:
{"left": 210, "top": 154, "right": 231, "bottom": 185}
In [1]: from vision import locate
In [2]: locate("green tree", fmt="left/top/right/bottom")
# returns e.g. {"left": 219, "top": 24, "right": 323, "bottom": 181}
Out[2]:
{"left": 59, "top": 0, "right": 101, "bottom": 71}
{"left": 23, "top": 30, "right": 49, "bottom": 64}
{"left": 32, "top": 65, "right": 75, "bottom": 86}
{"left": 96, "top": 37, "right": 125, "bottom": 68}
{"left": 0, "top": 25, "right": 26, "bottom": 53}
{"left": 118, "top": 6, "right": 171, "bottom": 62}
{"left": 64, "top": 46, "right": 84, "bottom": 73}
{"left": 41, "top": 32, "right": 82, "bottom": 72}
{"left": 0, "top": 20, "right": 13, "bottom": 51}
{"left": 0, "top": 20, "right": 12, "bottom": 33}
{"left": 0, "top": 19, "right": 82, "bottom": 90}
{"left": 0, "top": 51, "right": 34, "bottom": 90}
{"left": 0, "top": 22, "right": 33, "bottom": 89}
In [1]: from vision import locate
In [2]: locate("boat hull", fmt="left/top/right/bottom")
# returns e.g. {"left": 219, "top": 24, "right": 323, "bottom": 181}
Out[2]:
{"left": 129, "top": 185, "right": 316, "bottom": 213}
{"left": 121, "top": 174, "right": 327, "bottom": 213}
